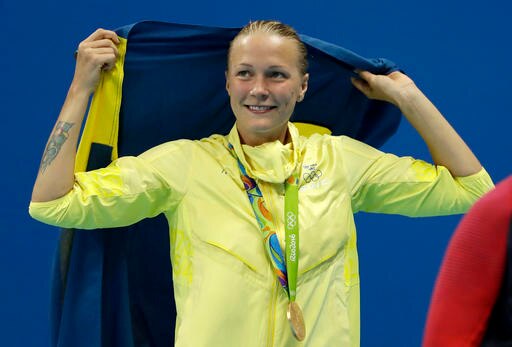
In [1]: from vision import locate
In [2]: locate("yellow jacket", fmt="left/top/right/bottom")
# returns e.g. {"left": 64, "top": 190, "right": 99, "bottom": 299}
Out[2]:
{"left": 29, "top": 123, "right": 493, "bottom": 346}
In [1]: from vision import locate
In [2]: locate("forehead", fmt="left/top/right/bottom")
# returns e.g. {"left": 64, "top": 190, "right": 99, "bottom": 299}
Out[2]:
{"left": 229, "top": 32, "right": 300, "bottom": 68}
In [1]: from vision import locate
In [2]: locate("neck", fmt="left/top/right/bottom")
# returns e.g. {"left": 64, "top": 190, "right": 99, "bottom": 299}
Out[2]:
{"left": 237, "top": 126, "right": 290, "bottom": 147}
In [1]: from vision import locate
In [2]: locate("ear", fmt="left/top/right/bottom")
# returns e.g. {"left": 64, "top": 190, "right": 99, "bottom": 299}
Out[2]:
{"left": 225, "top": 70, "right": 230, "bottom": 95}
{"left": 298, "top": 73, "right": 309, "bottom": 101}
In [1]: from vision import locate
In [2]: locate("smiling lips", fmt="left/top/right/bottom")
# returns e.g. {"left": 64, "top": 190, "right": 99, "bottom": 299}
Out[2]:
{"left": 246, "top": 105, "right": 277, "bottom": 114}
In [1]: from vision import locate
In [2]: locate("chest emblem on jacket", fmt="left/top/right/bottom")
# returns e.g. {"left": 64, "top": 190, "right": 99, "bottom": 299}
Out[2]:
{"left": 301, "top": 163, "right": 329, "bottom": 191}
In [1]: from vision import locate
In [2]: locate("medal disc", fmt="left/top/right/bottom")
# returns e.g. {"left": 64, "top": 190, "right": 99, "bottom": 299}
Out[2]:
{"left": 287, "top": 301, "right": 306, "bottom": 341}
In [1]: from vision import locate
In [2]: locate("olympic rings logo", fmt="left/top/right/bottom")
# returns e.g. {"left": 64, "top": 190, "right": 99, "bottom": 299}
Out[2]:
{"left": 303, "top": 169, "right": 322, "bottom": 183}
{"left": 286, "top": 211, "right": 297, "bottom": 229}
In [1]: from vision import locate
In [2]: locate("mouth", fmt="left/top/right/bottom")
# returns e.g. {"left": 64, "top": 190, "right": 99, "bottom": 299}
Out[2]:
{"left": 245, "top": 105, "right": 277, "bottom": 114}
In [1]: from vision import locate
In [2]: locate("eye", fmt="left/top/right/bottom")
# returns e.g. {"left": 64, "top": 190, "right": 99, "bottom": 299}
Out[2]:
{"left": 268, "top": 71, "right": 288, "bottom": 79}
{"left": 236, "top": 70, "right": 252, "bottom": 79}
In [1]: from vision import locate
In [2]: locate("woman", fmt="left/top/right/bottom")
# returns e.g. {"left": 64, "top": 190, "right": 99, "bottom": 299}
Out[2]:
{"left": 30, "top": 20, "right": 493, "bottom": 346}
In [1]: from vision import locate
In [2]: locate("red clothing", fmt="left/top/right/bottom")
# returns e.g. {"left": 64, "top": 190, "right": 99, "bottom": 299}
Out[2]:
{"left": 423, "top": 176, "right": 512, "bottom": 346}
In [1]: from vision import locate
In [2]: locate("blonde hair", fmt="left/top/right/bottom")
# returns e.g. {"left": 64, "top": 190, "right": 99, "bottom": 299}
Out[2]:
{"left": 228, "top": 20, "right": 308, "bottom": 75}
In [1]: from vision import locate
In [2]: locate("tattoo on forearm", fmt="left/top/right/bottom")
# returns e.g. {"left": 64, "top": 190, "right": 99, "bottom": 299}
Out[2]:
{"left": 39, "top": 121, "right": 74, "bottom": 173}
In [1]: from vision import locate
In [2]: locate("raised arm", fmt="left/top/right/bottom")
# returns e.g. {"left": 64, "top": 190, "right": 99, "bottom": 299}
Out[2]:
{"left": 31, "top": 29, "right": 119, "bottom": 202}
{"left": 351, "top": 71, "right": 482, "bottom": 177}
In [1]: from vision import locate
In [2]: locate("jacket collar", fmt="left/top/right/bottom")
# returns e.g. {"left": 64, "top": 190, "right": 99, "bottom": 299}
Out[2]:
{"left": 227, "top": 123, "right": 301, "bottom": 183}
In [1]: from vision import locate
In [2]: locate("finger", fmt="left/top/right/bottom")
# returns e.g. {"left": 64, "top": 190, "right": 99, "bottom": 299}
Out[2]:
{"left": 350, "top": 77, "right": 370, "bottom": 96}
{"left": 84, "top": 28, "right": 119, "bottom": 44}
{"left": 78, "top": 43, "right": 119, "bottom": 60}
{"left": 80, "top": 39, "right": 119, "bottom": 55}
{"left": 388, "top": 71, "right": 402, "bottom": 77}
{"left": 86, "top": 38, "right": 119, "bottom": 49}
{"left": 84, "top": 47, "right": 119, "bottom": 57}
{"left": 357, "top": 70, "right": 375, "bottom": 83}
{"left": 76, "top": 50, "right": 117, "bottom": 72}
{"left": 95, "top": 52, "right": 118, "bottom": 68}
{"left": 81, "top": 41, "right": 119, "bottom": 56}
{"left": 98, "top": 53, "right": 118, "bottom": 71}
{"left": 86, "top": 28, "right": 119, "bottom": 44}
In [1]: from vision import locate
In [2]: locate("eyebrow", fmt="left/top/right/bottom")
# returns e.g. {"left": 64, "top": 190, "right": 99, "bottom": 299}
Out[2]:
{"left": 236, "top": 63, "right": 287, "bottom": 69}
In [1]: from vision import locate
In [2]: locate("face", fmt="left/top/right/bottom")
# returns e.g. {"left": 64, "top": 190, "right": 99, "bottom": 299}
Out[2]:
{"left": 226, "top": 32, "right": 309, "bottom": 146}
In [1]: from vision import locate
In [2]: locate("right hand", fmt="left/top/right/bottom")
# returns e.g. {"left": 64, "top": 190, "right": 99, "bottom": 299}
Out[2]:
{"left": 351, "top": 70, "right": 417, "bottom": 107}
{"left": 71, "top": 28, "right": 120, "bottom": 95}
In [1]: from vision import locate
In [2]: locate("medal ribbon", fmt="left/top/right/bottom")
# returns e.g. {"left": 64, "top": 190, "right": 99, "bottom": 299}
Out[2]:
{"left": 228, "top": 143, "right": 299, "bottom": 301}
{"left": 285, "top": 174, "right": 299, "bottom": 302}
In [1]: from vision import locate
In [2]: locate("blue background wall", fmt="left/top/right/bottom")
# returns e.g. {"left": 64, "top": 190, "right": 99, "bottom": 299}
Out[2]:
{"left": 1, "top": 0, "right": 510, "bottom": 346}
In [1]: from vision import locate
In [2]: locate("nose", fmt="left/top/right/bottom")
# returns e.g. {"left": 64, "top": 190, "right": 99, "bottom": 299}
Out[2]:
{"left": 249, "top": 76, "right": 269, "bottom": 100}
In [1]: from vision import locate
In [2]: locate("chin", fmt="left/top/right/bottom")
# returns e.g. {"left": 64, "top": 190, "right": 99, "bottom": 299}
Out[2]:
{"left": 248, "top": 120, "right": 285, "bottom": 133}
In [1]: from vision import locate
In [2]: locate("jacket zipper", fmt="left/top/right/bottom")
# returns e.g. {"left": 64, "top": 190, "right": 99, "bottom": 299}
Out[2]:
{"left": 261, "top": 181, "right": 282, "bottom": 347}
{"left": 266, "top": 279, "right": 278, "bottom": 347}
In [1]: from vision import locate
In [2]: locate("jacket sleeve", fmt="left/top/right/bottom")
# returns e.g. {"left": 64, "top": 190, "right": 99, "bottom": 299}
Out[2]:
{"left": 29, "top": 140, "right": 193, "bottom": 229}
{"left": 339, "top": 136, "right": 494, "bottom": 216}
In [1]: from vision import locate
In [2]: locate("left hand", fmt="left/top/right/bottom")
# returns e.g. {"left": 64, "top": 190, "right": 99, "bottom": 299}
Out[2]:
{"left": 351, "top": 70, "right": 416, "bottom": 106}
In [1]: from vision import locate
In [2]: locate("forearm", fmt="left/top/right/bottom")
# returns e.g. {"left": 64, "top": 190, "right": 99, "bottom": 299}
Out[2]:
{"left": 31, "top": 29, "right": 120, "bottom": 203}
{"left": 395, "top": 85, "right": 482, "bottom": 177}
{"left": 352, "top": 71, "right": 482, "bottom": 177}
{"left": 31, "top": 85, "right": 91, "bottom": 202}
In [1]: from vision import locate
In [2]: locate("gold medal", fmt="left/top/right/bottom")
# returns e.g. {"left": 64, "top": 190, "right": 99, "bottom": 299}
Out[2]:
{"left": 287, "top": 301, "right": 306, "bottom": 341}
